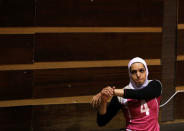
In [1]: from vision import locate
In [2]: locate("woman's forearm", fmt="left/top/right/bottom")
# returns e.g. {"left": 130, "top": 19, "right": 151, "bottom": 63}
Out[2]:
{"left": 98, "top": 102, "right": 107, "bottom": 115}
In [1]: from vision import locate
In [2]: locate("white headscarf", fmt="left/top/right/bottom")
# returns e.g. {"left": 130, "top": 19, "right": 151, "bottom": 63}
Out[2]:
{"left": 128, "top": 57, "right": 149, "bottom": 89}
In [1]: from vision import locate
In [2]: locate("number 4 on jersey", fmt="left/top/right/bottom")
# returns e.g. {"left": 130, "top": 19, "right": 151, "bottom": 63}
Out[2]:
{"left": 141, "top": 100, "right": 149, "bottom": 116}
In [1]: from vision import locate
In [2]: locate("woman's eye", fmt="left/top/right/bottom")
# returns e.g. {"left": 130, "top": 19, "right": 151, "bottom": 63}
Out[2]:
{"left": 139, "top": 69, "right": 145, "bottom": 73}
{"left": 131, "top": 70, "right": 137, "bottom": 74}
{"left": 131, "top": 69, "right": 145, "bottom": 74}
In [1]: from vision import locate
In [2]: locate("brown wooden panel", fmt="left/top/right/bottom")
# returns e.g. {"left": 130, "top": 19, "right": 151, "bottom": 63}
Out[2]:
{"left": 0, "top": 70, "right": 33, "bottom": 100}
{"left": 174, "top": 93, "right": 184, "bottom": 119}
{"left": 35, "top": 33, "right": 162, "bottom": 62}
{"left": 33, "top": 66, "right": 161, "bottom": 98}
{"left": 0, "top": 106, "right": 32, "bottom": 131}
{"left": 0, "top": 34, "right": 34, "bottom": 65}
{"left": 160, "top": 122, "right": 184, "bottom": 131}
{"left": 176, "top": 61, "right": 184, "bottom": 86}
{"left": 161, "top": 0, "right": 177, "bottom": 121}
{"left": 36, "top": 0, "right": 163, "bottom": 27}
{"left": 0, "top": 0, "right": 35, "bottom": 26}
{"left": 178, "top": 0, "right": 184, "bottom": 24}
{"left": 32, "top": 103, "right": 124, "bottom": 131}
{"left": 177, "top": 30, "right": 184, "bottom": 56}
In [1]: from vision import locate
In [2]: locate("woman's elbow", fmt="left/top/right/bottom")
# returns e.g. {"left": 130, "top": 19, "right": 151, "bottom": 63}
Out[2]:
{"left": 97, "top": 121, "right": 107, "bottom": 127}
{"left": 97, "top": 119, "right": 108, "bottom": 127}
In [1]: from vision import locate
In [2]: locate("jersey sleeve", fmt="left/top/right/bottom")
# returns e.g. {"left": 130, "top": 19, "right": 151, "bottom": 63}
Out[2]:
{"left": 97, "top": 96, "right": 121, "bottom": 126}
{"left": 123, "top": 80, "right": 162, "bottom": 100}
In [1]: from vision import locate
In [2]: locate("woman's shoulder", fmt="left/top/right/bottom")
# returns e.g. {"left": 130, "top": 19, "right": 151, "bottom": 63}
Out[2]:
{"left": 149, "top": 80, "right": 162, "bottom": 87}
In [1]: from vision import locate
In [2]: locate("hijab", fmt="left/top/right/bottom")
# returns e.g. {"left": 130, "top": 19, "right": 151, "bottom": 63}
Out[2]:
{"left": 128, "top": 57, "right": 149, "bottom": 89}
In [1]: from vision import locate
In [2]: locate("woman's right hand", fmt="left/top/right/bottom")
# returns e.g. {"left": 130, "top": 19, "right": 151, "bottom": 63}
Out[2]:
{"left": 100, "top": 86, "right": 114, "bottom": 103}
{"left": 91, "top": 86, "right": 114, "bottom": 108}
{"left": 91, "top": 92, "right": 102, "bottom": 108}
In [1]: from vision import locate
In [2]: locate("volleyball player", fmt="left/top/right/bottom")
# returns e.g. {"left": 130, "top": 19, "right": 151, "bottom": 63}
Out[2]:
{"left": 91, "top": 57, "right": 162, "bottom": 131}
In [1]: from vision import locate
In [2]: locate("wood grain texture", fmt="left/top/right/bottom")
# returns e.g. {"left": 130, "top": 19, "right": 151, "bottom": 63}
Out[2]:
{"left": 0, "top": 27, "right": 162, "bottom": 34}
{"left": 174, "top": 93, "right": 184, "bottom": 119}
{"left": 33, "top": 67, "right": 129, "bottom": 98}
{"left": 177, "top": 30, "right": 184, "bottom": 56}
{"left": 35, "top": 33, "right": 162, "bottom": 62}
{"left": 0, "top": 102, "right": 183, "bottom": 131}
{"left": 176, "top": 86, "right": 184, "bottom": 92}
{"left": 32, "top": 103, "right": 125, "bottom": 131}
{"left": 178, "top": 24, "right": 184, "bottom": 30}
{"left": 161, "top": 0, "right": 177, "bottom": 121}
{"left": 0, "top": 0, "right": 35, "bottom": 26}
{"left": 0, "top": 106, "right": 32, "bottom": 131}
{"left": 0, "top": 34, "right": 34, "bottom": 65}
{"left": 178, "top": 0, "right": 184, "bottom": 24}
{"left": 0, "top": 59, "right": 161, "bottom": 71}
{"left": 36, "top": 0, "right": 163, "bottom": 27}
{"left": 177, "top": 55, "right": 184, "bottom": 61}
{"left": 160, "top": 121, "right": 184, "bottom": 131}
{"left": 0, "top": 70, "right": 33, "bottom": 100}
{"left": 0, "top": 95, "right": 93, "bottom": 107}
{"left": 33, "top": 66, "right": 161, "bottom": 98}
{"left": 176, "top": 61, "right": 184, "bottom": 86}
{"left": 1, "top": 86, "right": 183, "bottom": 108}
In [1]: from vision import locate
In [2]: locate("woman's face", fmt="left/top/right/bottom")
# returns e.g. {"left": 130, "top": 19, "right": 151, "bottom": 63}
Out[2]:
{"left": 130, "top": 62, "right": 147, "bottom": 87}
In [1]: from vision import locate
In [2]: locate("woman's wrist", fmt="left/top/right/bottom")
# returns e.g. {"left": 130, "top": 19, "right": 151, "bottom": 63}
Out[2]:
{"left": 113, "top": 89, "right": 124, "bottom": 97}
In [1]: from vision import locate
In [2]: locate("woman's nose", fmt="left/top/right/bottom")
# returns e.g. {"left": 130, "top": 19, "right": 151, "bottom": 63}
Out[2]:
{"left": 136, "top": 72, "right": 141, "bottom": 77}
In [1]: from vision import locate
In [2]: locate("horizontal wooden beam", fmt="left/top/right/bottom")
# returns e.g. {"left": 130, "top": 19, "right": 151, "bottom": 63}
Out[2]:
{"left": 0, "top": 86, "right": 183, "bottom": 107}
{"left": 0, "top": 27, "right": 162, "bottom": 34}
{"left": 176, "top": 86, "right": 184, "bottom": 91}
{"left": 0, "top": 56, "right": 183, "bottom": 71}
{"left": 0, "top": 59, "right": 161, "bottom": 71}
{"left": 177, "top": 55, "right": 184, "bottom": 61}
{"left": 178, "top": 24, "right": 184, "bottom": 29}
{"left": 160, "top": 119, "right": 184, "bottom": 124}
{"left": 0, "top": 95, "right": 93, "bottom": 107}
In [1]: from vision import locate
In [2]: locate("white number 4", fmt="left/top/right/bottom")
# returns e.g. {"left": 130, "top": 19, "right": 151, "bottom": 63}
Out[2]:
{"left": 141, "top": 100, "right": 149, "bottom": 115}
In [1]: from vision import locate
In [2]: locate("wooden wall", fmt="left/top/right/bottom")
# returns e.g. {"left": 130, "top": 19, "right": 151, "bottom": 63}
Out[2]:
{"left": 0, "top": 0, "right": 183, "bottom": 130}
{"left": 175, "top": 0, "right": 184, "bottom": 120}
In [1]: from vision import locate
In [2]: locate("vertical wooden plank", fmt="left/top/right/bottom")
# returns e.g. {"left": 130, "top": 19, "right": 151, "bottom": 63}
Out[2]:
{"left": 161, "top": 0, "right": 177, "bottom": 121}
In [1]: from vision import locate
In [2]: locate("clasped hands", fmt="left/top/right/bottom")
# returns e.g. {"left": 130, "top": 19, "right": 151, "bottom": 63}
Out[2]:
{"left": 91, "top": 86, "right": 115, "bottom": 108}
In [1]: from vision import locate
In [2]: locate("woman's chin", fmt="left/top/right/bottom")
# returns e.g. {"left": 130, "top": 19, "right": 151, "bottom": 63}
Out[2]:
{"left": 135, "top": 81, "right": 144, "bottom": 87}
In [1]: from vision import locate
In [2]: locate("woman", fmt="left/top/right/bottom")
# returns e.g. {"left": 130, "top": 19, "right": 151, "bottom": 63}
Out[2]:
{"left": 91, "top": 57, "right": 162, "bottom": 131}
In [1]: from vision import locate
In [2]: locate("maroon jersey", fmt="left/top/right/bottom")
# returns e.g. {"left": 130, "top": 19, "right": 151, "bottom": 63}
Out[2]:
{"left": 97, "top": 80, "right": 162, "bottom": 131}
{"left": 118, "top": 95, "right": 160, "bottom": 131}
